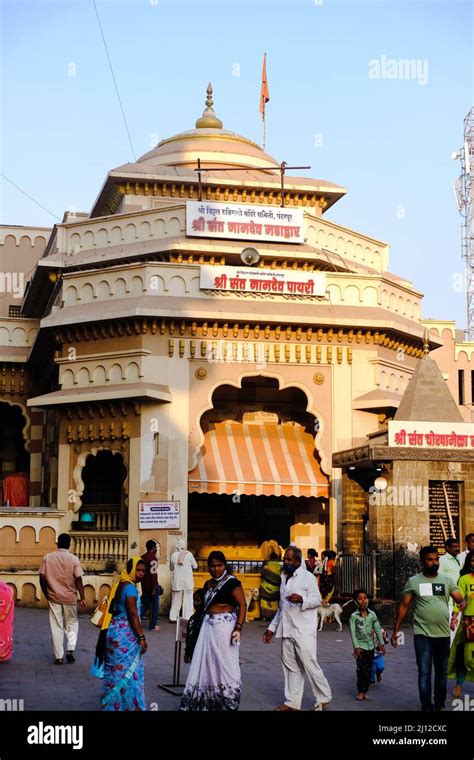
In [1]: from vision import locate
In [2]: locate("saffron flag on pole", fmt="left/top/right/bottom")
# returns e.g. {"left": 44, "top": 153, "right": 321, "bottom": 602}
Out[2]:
{"left": 260, "top": 52, "right": 270, "bottom": 118}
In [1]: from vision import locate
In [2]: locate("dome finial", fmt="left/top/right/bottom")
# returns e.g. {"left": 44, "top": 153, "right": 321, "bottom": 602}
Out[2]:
{"left": 195, "top": 82, "right": 223, "bottom": 129}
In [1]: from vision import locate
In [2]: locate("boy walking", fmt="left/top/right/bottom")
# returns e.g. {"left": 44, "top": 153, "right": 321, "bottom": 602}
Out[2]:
{"left": 349, "top": 589, "right": 385, "bottom": 700}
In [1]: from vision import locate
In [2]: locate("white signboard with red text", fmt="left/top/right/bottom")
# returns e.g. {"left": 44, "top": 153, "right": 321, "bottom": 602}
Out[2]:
{"left": 200, "top": 264, "right": 326, "bottom": 297}
{"left": 186, "top": 201, "right": 304, "bottom": 244}
{"left": 388, "top": 421, "right": 474, "bottom": 449}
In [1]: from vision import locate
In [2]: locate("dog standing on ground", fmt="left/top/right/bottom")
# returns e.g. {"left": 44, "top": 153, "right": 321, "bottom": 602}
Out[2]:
{"left": 317, "top": 599, "right": 354, "bottom": 631}
{"left": 244, "top": 587, "right": 260, "bottom": 621}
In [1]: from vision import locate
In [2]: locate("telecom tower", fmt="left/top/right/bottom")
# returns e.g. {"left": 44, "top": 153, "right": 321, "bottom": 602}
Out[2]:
{"left": 453, "top": 107, "right": 474, "bottom": 339}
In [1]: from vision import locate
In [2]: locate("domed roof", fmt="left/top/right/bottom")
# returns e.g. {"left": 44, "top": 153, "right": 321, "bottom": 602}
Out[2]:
{"left": 136, "top": 83, "right": 281, "bottom": 173}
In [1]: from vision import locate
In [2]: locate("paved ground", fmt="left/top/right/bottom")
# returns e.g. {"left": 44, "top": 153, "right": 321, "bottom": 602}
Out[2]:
{"left": 1, "top": 608, "right": 473, "bottom": 712}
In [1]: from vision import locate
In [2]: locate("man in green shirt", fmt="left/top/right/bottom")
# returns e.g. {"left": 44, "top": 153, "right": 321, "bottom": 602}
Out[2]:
{"left": 391, "top": 545, "right": 465, "bottom": 711}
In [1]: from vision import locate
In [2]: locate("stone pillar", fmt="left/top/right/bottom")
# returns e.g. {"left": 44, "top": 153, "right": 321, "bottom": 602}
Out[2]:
{"left": 58, "top": 436, "right": 73, "bottom": 529}
{"left": 340, "top": 470, "right": 366, "bottom": 554}
{"left": 127, "top": 436, "right": 141, "bottom": 556}
{"left": 28, "top": 408, "right": 45, "bottom": 508}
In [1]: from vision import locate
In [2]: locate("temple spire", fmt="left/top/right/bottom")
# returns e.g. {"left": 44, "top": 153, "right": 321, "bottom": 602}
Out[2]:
{"left": 195, "top": 83, "right": 223, "bottom": 129}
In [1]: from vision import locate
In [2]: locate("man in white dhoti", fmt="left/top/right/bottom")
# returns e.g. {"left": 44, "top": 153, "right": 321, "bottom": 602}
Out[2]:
{"left": 263, "top": 545, "right": 332, "bottom": 711}
{"left": 169, "top": 539, "right": 198, "bottom": 622}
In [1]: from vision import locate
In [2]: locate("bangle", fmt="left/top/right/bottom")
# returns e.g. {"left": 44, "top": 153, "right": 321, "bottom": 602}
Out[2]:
{"left": 138, "top": 634, "right": 146, "bottom": 641}
{"left": 234, "top": 623, "right": 243, "bottom": 630}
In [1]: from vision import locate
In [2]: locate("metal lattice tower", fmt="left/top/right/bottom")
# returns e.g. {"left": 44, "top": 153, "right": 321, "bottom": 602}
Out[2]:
{"left": 454, "top": 108, "right": 474, "bottom": 339}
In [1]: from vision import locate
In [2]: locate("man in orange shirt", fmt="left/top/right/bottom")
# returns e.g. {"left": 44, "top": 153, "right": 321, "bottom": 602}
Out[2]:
{"left": 39, "top": 533, "right": 86, "bottom": 664}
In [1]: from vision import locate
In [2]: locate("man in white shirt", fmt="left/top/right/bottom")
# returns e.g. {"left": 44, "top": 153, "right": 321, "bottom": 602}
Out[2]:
{"left": 439, "top": 538, "right": 461, "bottom": 585}
{"left": 439, "top": 537, "right": 461, "bottom": 642}
{"left": 263, "top": 545, "right": 332, "bottom": 711}
{"left": 457, "top": 532, "right": 474, "bottom": 570}
{"left": 169, "top": 539, "right": 198, "bottom": 621}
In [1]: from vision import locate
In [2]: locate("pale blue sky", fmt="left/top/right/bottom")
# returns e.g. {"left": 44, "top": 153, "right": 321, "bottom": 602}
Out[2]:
{"left": 1, "top": 0, "right": 472, "bottom": 327}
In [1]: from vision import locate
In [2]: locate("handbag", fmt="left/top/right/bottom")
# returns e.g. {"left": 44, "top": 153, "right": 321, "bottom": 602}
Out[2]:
{"left": 463, "top": 614, "right": 474, "bottom": 642}
{"left": 91, "top": 595, "right": 109, "bottom": 628}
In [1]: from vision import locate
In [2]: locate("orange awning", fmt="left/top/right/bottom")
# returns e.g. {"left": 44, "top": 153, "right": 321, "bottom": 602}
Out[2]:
{"left": 188, "top": 421, "right": 329, "bottom": 497}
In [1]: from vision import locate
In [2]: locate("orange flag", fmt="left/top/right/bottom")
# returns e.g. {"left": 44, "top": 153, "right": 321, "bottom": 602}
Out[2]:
{"left": 260, "top": 53, "right": 270, "bottom": 118}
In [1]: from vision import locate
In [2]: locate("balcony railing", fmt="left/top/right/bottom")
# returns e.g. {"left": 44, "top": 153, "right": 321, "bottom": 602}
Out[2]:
{"left": 71, "top": 532, "right": 128, "bottom": 564}
{"left": 76, "top": 510, "right": 122, "bottom": 531}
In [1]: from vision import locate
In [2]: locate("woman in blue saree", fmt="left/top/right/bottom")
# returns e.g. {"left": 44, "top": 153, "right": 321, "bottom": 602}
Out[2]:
{"left": 91, "top": 557, "right": 148, "bottom": 711}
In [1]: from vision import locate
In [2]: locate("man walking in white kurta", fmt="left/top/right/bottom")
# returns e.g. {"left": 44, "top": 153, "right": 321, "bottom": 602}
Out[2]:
{"left": 263, "top": 545, "right": 332, "bottom": 711}
{"left": 169, "top": 539, "right": 198, "bottom": 621}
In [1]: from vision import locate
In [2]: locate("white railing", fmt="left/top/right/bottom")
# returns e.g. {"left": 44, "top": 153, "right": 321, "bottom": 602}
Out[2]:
{"left": 91, "top": 511, "right": 122, "bottom": 531}
{"left": 71, "top": 532, "right": 128, "bottom": 563}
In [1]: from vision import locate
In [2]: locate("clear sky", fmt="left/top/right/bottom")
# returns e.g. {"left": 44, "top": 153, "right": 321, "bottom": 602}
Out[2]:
{"left": 1, "top": 0, "right": 472, "bottom": 328}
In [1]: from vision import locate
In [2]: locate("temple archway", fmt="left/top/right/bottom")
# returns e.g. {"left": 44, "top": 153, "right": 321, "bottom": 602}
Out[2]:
{"left": 188, "top": 376, "right": 329, "bottom": 560}
{"left": 79, "top": 450, "right": 128, "bottom": 530}
{"left": 0, "top": 402, "right": 30, "bottom": 506}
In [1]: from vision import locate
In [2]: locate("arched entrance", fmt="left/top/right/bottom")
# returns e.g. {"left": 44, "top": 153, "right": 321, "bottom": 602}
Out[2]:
{"left": 0, "top": 402, "right": 30, "bottom": 506}
{"left": 188, "top": 376, "right": 329, "bottom": 559}
{"left": 80, "top": 450, "right": 127, "bottom": 530}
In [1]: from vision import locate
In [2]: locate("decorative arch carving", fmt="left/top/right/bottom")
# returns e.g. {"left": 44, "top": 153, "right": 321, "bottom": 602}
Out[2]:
{"left": 97, "top": 228, "right": 109, "bottom": 246}
{"left": 362, "top": 286, "right": 378, "bottom": 306}
{"left": 114, "top": 278, "right": 127, "bottom": 297}
{"left": 62, "top": 368, "right": 75, "bottom": 389}
{"left": 168, "top": 275, "right": 187, "bottom": 295}
{"left": 80, "top": 283, "right": 95, "bottom": 303}
{"left": 64, "top": 285, "right": 78, "bottom": 306}
{"left": 83, "top": 230, "right": 95, "bottom": 249}
{"left": 72, "top": 446, "right": 129, "bottom": 512}
{"left": 76, "top": 367, "right": 91, "bottom": 386}
{"left": 125, "top": 223, "right": 137, "bottom": 242}
{"left": 97, "top": 280, "right": 111, "bottom": 299}
{"left": 108, "top": 363, "right": 124, "bottom": 383}
{"left": 69, "top": 233, "right": 81, "bottom": 254}
{"left": 167, "top": 216, "right": 181, "bottom": 236}
{"left": 130, "top": 275, "right": 144, "bottom": 295}
{"left": 0, "top": 398, "right": 32, "bottom": 451}
{"left": 188, "top": 371, "right": 331, "bottom": 477}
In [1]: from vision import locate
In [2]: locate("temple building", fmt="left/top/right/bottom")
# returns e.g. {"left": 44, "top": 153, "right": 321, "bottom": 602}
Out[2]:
{"left": 1, "top": 86, "right": 473, "bottom": 606}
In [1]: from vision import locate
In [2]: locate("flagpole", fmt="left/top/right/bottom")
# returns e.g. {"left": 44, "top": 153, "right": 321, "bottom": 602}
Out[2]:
{"left": 260, "top": 52, "right": 269, "bottom": 151}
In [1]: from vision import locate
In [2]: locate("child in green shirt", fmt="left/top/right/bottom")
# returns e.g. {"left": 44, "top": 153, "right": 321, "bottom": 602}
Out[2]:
{"left": 349, "top": 588, "right": 385, "bottom": 700}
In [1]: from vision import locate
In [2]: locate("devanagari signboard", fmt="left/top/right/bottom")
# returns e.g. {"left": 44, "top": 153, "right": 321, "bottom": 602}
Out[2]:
{"left": 388, "top": 421, "right": 474, "bottom": 449}
{"left": 428, "top": 481, "right": 460, "bottom": 552}
{"left": 138, "top": 501, "right": 180, "bottom": 529}
{"left": 186, "top": 201, "right": 304, "bottom": 244}
{"left": 200, "top": 264, "right": 326, "bottom": 297}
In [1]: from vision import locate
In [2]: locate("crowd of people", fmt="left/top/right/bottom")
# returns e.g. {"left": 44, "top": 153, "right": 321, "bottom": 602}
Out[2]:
{"left": 1, "top": 531, "right": 473, "bottom": 712}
